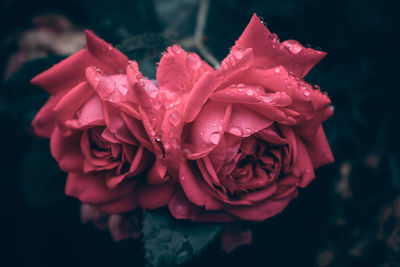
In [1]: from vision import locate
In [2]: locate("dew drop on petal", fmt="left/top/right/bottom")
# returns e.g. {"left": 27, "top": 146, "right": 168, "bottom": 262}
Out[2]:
{"left": 187, "top": 53, "right": 202, "bottom": 70}
{"left": 304, "top": 90, "right": 311, "bottom": 97}
{"left": 168, "top": 112, "right": 181, "bottom": 126}
{"left": 209, "top": 132, "right": 221, "bottom": 145}
{"left": 232, "top": 50, "right": 243, "bottom": 60}
{"left": 153, "top": 100, "right": 162, "bottom": 109}
{"left": 245, "top": 128, "right": 252, "bottom": 135}
{"left": 171, "top": 44, "right": 183, "bottom": 54}
{"left": 246, "top": 90, "right": 254, "bottom": 96}
{"left": 228, "top": 126, "right": 243, "bottom": 136}
{"left": 283, "top": 40, "right": 303, "bottom": 54}
{"left": 117, "top": 84, "right": 128, "bottom": 95}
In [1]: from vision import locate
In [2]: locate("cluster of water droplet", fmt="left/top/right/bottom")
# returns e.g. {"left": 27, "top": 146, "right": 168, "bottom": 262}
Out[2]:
{"left": 220, "top": 47, "right": 247, "bottom": 71}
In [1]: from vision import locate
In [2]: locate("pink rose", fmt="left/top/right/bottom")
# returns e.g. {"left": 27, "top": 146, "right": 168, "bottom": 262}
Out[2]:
{"left": 154, "top": 14, "right": 334, "bottom": 222}
{"left": 32, "top": 30, "right": 174, "bottom": 213}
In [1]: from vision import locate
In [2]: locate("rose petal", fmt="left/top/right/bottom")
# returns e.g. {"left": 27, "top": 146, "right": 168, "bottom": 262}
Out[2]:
{"left": 235, "top": 14, "right": 326, "bottom": 78}
{"left": 31, "top": 30, "right": 128, "bottom": 94}
{"left": 137, "top": 182, "right": 175, "bottom": 209}
{"left": 65, "top": 172, "right": 137, "bottom": 205}
{"left": 157, "top": 45, "right": 212, "bottom": 96}
{"left": 99, "top": 193, "right": 138, "bottom": 213}
{"left": 179, "top": 160, "right": 222, "bottom": 210}
{"left": 188, "top": 101, "right": 232, "bottom": 158}
{"left": 303, "top": 125, "right": 334, "bottom": 168}
{"left": 225, "top": 190, "right": 298, "bottom": 221}
{"left": 226, "top": 104, "right": 273, "bottom": 137}
{"left": 50, "top": 126, "right": 84, "bottom": 172}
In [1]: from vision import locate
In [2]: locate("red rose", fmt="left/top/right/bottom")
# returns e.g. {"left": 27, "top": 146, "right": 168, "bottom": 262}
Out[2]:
{"left": 155, "top": 14, "right": 334, "bottom": 222}
{"left": 32, "top": 30, "right": 174, "bottom": 213}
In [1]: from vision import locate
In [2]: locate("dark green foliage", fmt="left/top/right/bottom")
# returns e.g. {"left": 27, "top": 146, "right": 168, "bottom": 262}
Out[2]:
{"left": 142, "top": 210, "right": 221, "bottom": 267}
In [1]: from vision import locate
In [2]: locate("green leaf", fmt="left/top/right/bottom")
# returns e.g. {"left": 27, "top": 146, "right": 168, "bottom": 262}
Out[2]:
{"left": 19, "top": 139, "right": 66, "bottom": 206}
{"left": 142, "top": 210, "right": 222, "bottom": 267}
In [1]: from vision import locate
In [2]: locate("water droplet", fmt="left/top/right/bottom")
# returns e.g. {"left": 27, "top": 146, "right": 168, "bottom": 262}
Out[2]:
{"left": 274, "top": 67, "right": 281, "bottom": 74}
{"left": 107, "top": 45, "right": 113, "bottom": 51}
{"left": 187, "top": 53, "right": 202, "bottom": 70}
{"left": 117, "top": 84, "right": 128, "bottom": 95}
{"left": 313, "top": 84, "right": 321, "bottom": 91}
{"left": 168, "top": 112, "right": 181, "bottom": 126}
{"left": 181, "top": 175, "right": 185, "bottom": 181}
{"left": 245, "top": 128, "right": 252, "bottom": 134}
{"left": 260, "top": 95, "right": 274, "bottom": 103}
{"left": 246, "top": 90, "right": 254, "bottom": 96}
{"left": 303, "top": 90, "right": 311, "bottom": 97}
{"left": 283, "top": 40, "right": 303, "bottom": 54}
{"left": 228, "top": 126, "right": 243, "bottom": 136}
{"left": 153, "top": 100, "right": 162, "bottom": 109}
{"left": 148, "top": 90, "right": 158, "bottom": 98}
{"left": 232, "top": 50, "right": 243, "bottom": 60}
{"left": 171, "top": 44, "right": 183, "bottom": 54}
{"left": 330, "top": 105, "right": 335, "bottom": 111}
{"left": 209, "top": 132, "right": 220, "bottom": 145}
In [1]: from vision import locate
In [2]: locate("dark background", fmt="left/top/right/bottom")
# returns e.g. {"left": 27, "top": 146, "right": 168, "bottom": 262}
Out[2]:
{"left": 1, "top": 0, "right": 399, "bottom": 266}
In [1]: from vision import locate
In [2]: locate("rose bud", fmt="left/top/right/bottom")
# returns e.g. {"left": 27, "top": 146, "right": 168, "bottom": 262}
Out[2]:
{"left": 32, "top": 30, "right": 174, "bottom": 213}
{"left": 157, "top": 14, "right": 334, "bottom": 222}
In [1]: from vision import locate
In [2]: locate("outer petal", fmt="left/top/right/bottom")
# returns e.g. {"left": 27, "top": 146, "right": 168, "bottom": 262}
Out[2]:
{"left": 235, "top": 14, "right": 326, "bottom": 78}
{"left": 187, "top": 101, "right": 232, "bottom": 158}
{"left": 226, "top": 104, "right": 273, "bottom": 137}
{"left": 157, "top": 45, "right": 212, "bottom": 96}
{"left": 137, "top": 182, "right": 175, "bottom": 209}
{"left": 168, "top": 188, "right": 235, "bottom": 222}
{"left": 99, "top": 193, "right": 138, "bottom": 213}
{"left": 225, "top": 190, "right": 298, "bottom": 221}
{"left": 303, "top": 125, "right": 334, "bottom": 168}
{"left": 32, "top": 93, "right": 65, "bottom": 137}
{"left": 50, "top": 126, "right": 84, "bottom": 172}
{"left": 53, "top": 81, "right": 95, "bottom": 123}
{"left": 31, "top": 30, "right": 128, "bottom": 94}
{"left": 65, "top": 172, "right": 137, "bottom": 205}
{"left": 179, "top": 160, "right": 220, "bottom": 209}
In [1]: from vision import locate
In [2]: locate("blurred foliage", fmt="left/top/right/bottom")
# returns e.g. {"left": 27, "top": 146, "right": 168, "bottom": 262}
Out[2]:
{"left": 143, "top": 210, "right": 221, "bottom": 266}
{"left": 1, "top": 0, "right": 399, "bottom": 266}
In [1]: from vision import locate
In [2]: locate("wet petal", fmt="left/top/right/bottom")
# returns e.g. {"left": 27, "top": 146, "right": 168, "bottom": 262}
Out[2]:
{"left": 226, "top": 104, "right": 273, "bottom": 137}
{"left": 31, "top": 30, "right": 128, "bottom": 94}
{"left": 235, "top": 14, "right": 326, "bottom": 78}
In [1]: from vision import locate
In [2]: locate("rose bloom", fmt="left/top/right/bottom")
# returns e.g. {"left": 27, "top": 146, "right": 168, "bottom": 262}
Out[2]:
{"left": 32, "top": 30, "right": 174, "bottom": 213}
{"left": 155, "top": 14, "right": 334, "bottom": 222}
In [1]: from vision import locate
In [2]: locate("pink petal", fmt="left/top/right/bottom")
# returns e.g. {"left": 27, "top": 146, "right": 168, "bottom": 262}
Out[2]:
{"left": 292, "top": 137, "right": 315, "bottom": 188}
{"left": 235, "top": 14, "right": 326, "bottom": 78}
{"left": 225, "top": 190, "right": 298, "bottom": 221}
{"left": 137, "top": 182, "right": 175, "bottom": 209}
{"left": 32, "top": 93, "right": 65, "bottom": 137}
{"left": 53, "top": 81, "right": 95, "bottom": 123}
{"left": 50, "top": 126, "right": 84, "bottom": 172}
{"left": 187, "top": 101, "right": 232, "bottom": 158}
{"left": 157, "top": 45, "right": 212, "bottom": 96}
{"left": 303, "top": 125, "right": 334, "bottom": 168}
{"left": 31, "top": 30, "right": 128, "bottom": 95}
{"left": 65, "top": 172, "right": 137, "bottom": 205}
{"left": 146, "top": 159, "right": 168, "bottom": 185}
{"left": 168, "top": 188, "right": 235, "bottom": 222}
{"left": 99, "top": 193, "right": 138, "bottom": 213}
{"left": 179, "top": 160, "right": 222, "bottom": 210}
{"left": 226, "top": 104, "right": 273, "bottom": 137}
